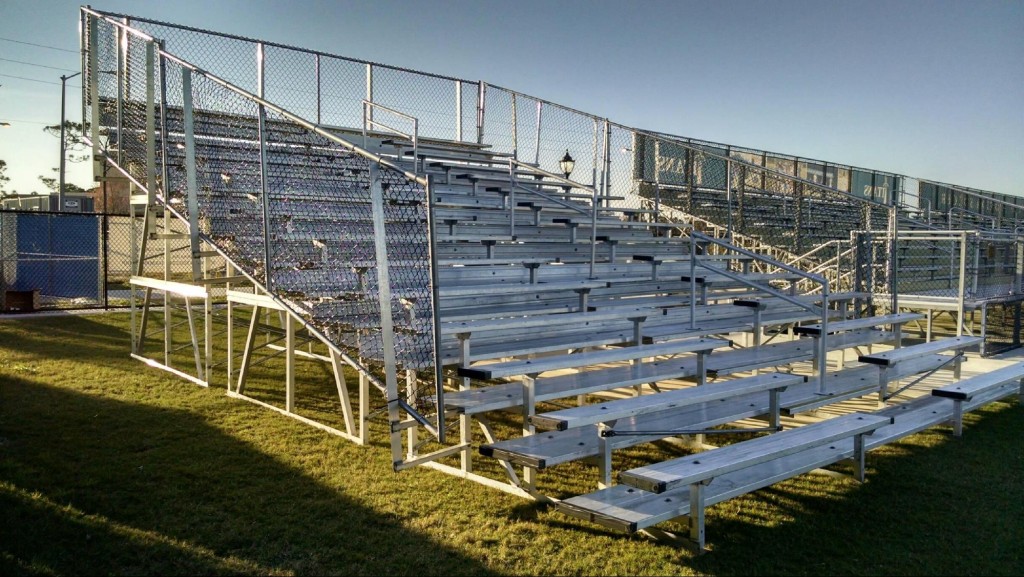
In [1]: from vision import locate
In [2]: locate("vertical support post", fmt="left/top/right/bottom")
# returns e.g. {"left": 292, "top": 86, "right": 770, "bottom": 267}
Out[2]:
{"left": 889, "top": 200, "right": 899, "bottom": 317}
{"left": 458, "top": 333, "right": 472, "bottom": 473}
{"left": 315, "top": 53, "right": 321, "bottom": 125}
{"left": 369, "top": 164, "right": 404, "bottom": 465}
{"left": 203, "top": 255, "right": 212, "bottom": 383}
{"left": 476, "top": 81, "right": 486, "bottom": 145}
{"left": 257, "top": 102, "right": 273, "bottom": 290}
{"left": 510, "top": 92, "right": 517, "bottom": 159}
{"left": 818, "top": 289, "right": 829, "bottom": 392}
{"left": 689, "top": 233, "right": 697, "bottom": 330}
{"left": 365, "top": 63, "right": 373, "bottom": 125}
{"left": 182, "top": 69, "right": 202, "bottom": 282}
{"left": 853, "top": 433, "right": 867, "bottom": 482}
{"left": 768, "top": 388, "right": 781, "bottom": 431}
{"left": 602, "top": 119, "right": 612, "bottom": 205}
{"left": 532, "top": 100, "right": 543, "bottom": 166}
{"left": 654, "top": 138, "right": 662, "bottom": 220}
{"left": 285, "top": 313, "right": 295, "bottom": 413}
{"left": 424, "top": 175, "right": 446, "bottom": 443}
{"left": 689, "top": 483, "right": 706, "bottom": 552}
{"left": 256, "top": 43, "right": 265, "bottom": 97}
{"left": 979, "top": 305, "right": 988, "bottom": 357}
{"left": 145, "top": 42, "right": 156, "bottom": 203}
{"left": 157, "top": 39, "right": 171, "bottom": 217}
{"left": 971, "top": 235, "right": 980, "bottom": 298}
{"left": 455, "top": 80, "right": 462, "bottom": 142}
{"left": 957, "top": 232, "right": 968, "bottom": 336}
{"left": 405, "top": 370, "right": 418, "bottom": 459}
{"left": 521, "top": 372, "right": 538, "bottom": 489}
{"left": 725, "top": 159, "right": 733, "bottom": 241}
{"left": 79, "top": 9, "right": 87, "bottom": 148}
{"left": 115, "top": 21, "right": 125, "bottom": 167}
{"left": 597, "top": 422, "right": 612, "bottom": 489}
{"left": 88, "top": 15, "right": 101, "bottom": 179}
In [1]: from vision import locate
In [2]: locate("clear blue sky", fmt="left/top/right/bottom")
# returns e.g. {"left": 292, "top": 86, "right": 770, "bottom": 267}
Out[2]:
{"left": 1, "top": 0, "right": 1021, "bottom": 196}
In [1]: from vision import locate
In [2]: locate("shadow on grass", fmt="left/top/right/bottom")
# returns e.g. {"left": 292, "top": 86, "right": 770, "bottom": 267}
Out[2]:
{"left": 0, "top": 374, "right": 500, "bottom": 577}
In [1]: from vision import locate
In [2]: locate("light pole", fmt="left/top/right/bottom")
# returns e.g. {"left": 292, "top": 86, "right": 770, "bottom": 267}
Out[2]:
{"left": 559, "top": 149, "right": 575, "bottom": 193}
{"left": 59, "top": 71, "right": 82, "bottom": 212}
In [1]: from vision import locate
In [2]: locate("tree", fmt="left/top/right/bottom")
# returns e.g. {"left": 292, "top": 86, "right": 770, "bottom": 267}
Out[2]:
{"left": 38, "top": 168, "right": 87, "bottom": 194}
{"left": 0, "top": 159, "right": 9, "bottom": 196}
{"left": 44, "top": 121, "right": 90, "bottom": 164}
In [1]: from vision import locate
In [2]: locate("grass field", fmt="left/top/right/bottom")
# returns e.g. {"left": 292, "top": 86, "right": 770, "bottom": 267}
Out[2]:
{"left": 1, "top": 311, "right": 1022, "bottom": 576}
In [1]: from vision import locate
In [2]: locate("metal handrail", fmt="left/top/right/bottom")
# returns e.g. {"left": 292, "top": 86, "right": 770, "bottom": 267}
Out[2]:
{"left": 689, "top": 230, "right": 831, "bottom": 392}
{"left": 948, "top": 206, "right": 996, "bottom": 230}
{"left": 787, "top": 239, "right": 842, "bottom": 268}
{"left": 362, "top": 99, "right": 419, "bottom": 172}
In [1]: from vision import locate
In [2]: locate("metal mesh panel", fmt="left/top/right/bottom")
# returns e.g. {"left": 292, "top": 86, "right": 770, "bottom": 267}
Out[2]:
{"left": 319, "top": 56, "right": 367, "bottom": 130}
{"left": 372, "top": 66, "right": 460, "bottom": 141}
{"left": 983, "top": 302, "right": 1021, "bottom": 356}
{"left": 264, "top": 46, "right": 319, "bottom": 121}
{"left": 130, "top": 19, "right": 259, "bottom": 94}
{"left": 460, "top": 81, "right": 479, "bottom": 143}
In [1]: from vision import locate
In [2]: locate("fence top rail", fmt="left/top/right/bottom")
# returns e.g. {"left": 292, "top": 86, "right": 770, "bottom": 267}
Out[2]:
{"left": 643, "top": 130, "right": 905, "bottom": 180}
{"left": 83, "top": 7, "right": 477, "bottom": 86}
{"left": 623, "top": 125, "right": 895, "bottom": 212}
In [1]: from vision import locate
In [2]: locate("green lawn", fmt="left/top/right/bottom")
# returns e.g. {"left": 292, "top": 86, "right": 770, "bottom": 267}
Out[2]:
{"left": 1, "top": 312, "right": 1022, "bottom": 576}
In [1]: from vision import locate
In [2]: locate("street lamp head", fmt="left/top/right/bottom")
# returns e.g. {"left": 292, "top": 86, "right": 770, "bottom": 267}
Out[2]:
{"left": 559, "top": 149, "right": 575, "bottom": 179}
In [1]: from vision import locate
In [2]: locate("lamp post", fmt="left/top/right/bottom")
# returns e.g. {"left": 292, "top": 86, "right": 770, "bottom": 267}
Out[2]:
{"left": 59, "top": 71, "right": 82, "bottom": 212}
{"left": 559, "top": 149, "right": 575, "bottom": 193}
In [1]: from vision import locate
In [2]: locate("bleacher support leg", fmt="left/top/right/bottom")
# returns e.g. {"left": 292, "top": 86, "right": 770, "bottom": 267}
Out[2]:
{"left": 688, "top": 482, "right": 707, "bottom": 553}
{"left": 597, "top": 422, "right": 612, "bottom": 489}
{"left": 951, "top": 400, "right": 964, "bottom": 437}
{"left": 853, "top": 433, "right": 867, "bottom": 482}
{"left": 521, "top": 372, "right": 539, "bottom": 489}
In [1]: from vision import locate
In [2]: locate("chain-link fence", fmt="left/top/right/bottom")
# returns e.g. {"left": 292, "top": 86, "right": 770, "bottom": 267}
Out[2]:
{"left": 0, "top": 210, "right": 144, "bottom": 312}
{"left": 84, "top": 8, "right": 443, "bottom": 433}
